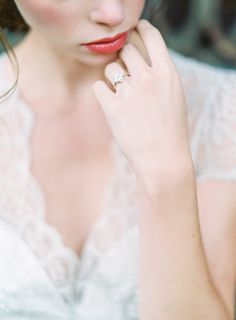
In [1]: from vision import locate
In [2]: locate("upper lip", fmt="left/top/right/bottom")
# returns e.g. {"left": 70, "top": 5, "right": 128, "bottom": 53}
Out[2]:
{"left": 84, "top": 31, "right": 128, "bottom": 44}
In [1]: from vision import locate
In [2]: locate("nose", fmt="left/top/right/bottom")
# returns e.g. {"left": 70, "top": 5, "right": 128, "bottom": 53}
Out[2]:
{"left": 89, "top": 0, "right": 126, "bottom": 27}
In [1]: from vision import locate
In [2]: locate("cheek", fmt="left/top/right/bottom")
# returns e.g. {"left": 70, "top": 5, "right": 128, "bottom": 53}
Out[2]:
{"left": 16, "top": 0, "right": 72, "bottom": 28}
{"left": 131, "top": 0, "right": 146, "bottom": 17}
{"left": 136, "top": 0, "right": 146, "bottom": 9}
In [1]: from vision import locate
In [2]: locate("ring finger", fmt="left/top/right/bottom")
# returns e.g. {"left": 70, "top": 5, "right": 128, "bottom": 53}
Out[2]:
{"left": 105, "top": 62, "right": 131, "bottom": 93}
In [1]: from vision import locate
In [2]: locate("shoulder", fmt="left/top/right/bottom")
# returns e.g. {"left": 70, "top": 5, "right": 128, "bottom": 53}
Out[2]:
{"left": 169, "top": 49, "right": 229, "bottom": 79}
{"left": 170, "top": 50, "right": 236, "bottom": 124}
{"left": 0, "top": 52, "right": 33, "bottom": 173}
{"left": 169, "top": 50, "right": 236, "bottom": 181}
{"left": 0, "top": 52, "right": 19, "bottom": 117}
{"left": 169, "top": 49, "right": 235, "bottom": 103}
{"left": 169, "top": 49, "right": 236, "bottom": 106}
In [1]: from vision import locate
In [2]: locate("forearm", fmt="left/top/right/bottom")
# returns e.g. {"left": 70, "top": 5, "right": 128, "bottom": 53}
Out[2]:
{"left": 135, "top": 161, "right": 230, "bottom": 320}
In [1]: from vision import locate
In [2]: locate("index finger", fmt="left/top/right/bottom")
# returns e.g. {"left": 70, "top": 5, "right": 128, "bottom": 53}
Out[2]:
{"left": 136, "top": 19, "right": 173, "bottom": 70}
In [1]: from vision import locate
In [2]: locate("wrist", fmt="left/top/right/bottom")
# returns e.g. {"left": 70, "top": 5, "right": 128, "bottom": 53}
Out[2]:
{"left": 133, "top": 154, "right": 196, "bottom": 195}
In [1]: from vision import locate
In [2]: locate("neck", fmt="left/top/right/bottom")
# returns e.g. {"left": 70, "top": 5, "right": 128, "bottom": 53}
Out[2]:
{"left": 13, "top": 29, "right": 112, "bottom": 103}
{"left": 10, "top": 29, "right": 114, "bottom": 153}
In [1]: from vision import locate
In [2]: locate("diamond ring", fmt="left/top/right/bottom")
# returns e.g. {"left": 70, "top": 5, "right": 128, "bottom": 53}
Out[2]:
{"left": 111, "top": 72, "right": 127, "bottom": 90}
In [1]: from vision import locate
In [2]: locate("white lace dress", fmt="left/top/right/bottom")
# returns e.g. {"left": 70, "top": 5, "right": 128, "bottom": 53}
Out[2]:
{"left": 0, "top": 50, "right": 235, "bottom": 319}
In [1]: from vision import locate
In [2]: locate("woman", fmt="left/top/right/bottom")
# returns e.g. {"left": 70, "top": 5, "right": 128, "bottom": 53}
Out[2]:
{"left": 0, "top": 1, "right": 235, "bottom": 319}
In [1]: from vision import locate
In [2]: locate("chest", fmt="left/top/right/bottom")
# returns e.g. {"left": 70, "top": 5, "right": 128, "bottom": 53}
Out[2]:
{"left": 29, "top": 114, "right": 115, "bottom": 256}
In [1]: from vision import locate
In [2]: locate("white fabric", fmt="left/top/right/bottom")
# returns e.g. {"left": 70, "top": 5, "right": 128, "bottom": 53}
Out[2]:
{"left": 0, "top": 50, "right": 235, "bottom": 319}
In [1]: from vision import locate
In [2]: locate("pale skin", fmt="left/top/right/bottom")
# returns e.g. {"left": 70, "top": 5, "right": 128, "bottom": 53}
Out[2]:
{"left": 10, "top": 0, "right": 236, "bottom": 319}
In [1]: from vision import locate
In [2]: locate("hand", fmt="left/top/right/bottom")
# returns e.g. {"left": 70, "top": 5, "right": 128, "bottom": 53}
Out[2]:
{"left": 92, "top": 20, "right": 192, "bottom": 176}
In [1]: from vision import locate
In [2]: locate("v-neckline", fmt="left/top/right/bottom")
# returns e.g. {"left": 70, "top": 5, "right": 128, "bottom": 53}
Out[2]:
{"left": 16, "top": 71, "right": 120, "bottom": 260}
{"left": 0, "top": 52, "right": 126, "bottom": 295}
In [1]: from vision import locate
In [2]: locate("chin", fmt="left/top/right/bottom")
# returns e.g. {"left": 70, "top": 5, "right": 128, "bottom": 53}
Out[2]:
{"left": 71, "top": 51, "right": 119, "bottom": 67}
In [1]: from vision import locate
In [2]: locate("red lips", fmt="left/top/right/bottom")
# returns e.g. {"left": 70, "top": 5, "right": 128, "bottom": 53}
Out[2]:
{"left": 83, "top": 31, "right": 129, "bottom": 54}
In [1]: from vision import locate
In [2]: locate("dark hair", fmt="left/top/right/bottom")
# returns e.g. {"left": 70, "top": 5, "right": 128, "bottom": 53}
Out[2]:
{"left": 0, "top": 0, "right": 29, "bottom": 32}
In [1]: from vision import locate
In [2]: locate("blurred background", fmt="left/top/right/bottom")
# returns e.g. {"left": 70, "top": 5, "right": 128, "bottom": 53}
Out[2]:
{"left": 1, "top": 0, "right": 236, "bottom": 69}
{"left": 142, "top": 0, "right": 236, "bottom": 69}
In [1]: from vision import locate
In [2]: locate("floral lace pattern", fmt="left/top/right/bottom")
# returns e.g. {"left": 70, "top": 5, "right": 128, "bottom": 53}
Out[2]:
{"left": 0, "top": 50, "right": 235, "bottom": 319}
{"left": 170, "top": 51, "right": 236, "bottom": 181}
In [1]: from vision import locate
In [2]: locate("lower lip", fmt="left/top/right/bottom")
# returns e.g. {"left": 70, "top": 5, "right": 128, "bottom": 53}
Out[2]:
{"left": 84, "top": 32, "right": 128, "bottom": 54}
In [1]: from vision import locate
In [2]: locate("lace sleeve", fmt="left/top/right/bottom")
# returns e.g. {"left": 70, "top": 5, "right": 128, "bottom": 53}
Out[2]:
{"left": 170, "top": 50, "right": 236, "bottom": 182}
{"left": 192, "top": 69, "right": 236, "bottom": 182}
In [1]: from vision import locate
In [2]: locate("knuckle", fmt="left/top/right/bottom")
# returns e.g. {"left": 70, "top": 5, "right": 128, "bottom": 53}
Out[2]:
{"left": 139, "top": 70, "right": 154, "bottom": 88}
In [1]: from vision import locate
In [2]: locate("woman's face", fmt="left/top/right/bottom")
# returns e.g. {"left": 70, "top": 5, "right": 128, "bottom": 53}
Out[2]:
{"left": 14, "top": 0, "right": 146, "bottom": 64}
